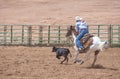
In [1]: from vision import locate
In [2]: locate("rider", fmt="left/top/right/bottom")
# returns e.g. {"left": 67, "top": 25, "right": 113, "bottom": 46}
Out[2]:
{"left": 75, "top": 16, "right": 89, "bottom": 50}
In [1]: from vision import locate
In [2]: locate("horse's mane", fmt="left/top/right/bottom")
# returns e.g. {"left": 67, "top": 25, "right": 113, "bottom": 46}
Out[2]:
{"left": 69, "top": 26, "right": 78, "bottom": 36}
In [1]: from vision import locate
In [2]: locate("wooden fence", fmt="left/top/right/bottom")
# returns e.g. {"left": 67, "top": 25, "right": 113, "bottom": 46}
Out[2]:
{"left": 0, "top": 24, "right": 120, "bottom": 47}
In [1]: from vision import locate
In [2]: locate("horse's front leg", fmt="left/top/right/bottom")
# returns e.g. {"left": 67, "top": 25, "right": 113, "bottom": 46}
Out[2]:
{"left": 73, "top": 46, "right": 79, "bottom": 63}
{"left": 79, "top": 50, "right": 91, "bottom": 65}
{"left": 79, "top": 44, "right": 95, "bottom": 65}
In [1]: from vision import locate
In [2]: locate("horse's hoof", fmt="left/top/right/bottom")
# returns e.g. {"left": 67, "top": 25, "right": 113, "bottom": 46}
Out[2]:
{"left": 73, "top": 60, "right": 77, "bottom": 63}
{"left": 73, "top": 61, "right": 77, "bottom": 63}
{"left": 80, "top": 60, "right": 84, "bottom": 65}
{"left": 74, "top": 60, "right": 81, "bottom": 63}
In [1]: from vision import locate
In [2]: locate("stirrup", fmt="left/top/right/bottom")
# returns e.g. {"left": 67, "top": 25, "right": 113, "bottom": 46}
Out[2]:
{"left": 78, "top": 47, "right": 84, "bottom": 53}
{"left": 79, "top": 47, "right": 84, "bottom": 50}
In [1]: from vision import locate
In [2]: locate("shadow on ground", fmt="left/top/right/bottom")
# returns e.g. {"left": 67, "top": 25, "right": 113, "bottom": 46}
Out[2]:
{"left": 85, "top": 64, "right": 118, "bottom": 71}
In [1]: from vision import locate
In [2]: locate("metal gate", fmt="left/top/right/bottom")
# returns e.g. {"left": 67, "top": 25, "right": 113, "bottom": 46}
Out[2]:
{"left": 0, "top": 24, "right": 120, "bottom": 47}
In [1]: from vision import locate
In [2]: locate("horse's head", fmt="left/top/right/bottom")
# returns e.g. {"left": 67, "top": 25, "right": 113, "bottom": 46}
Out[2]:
{"left": 66, "top": 26, "right": 75, "bottom": 37}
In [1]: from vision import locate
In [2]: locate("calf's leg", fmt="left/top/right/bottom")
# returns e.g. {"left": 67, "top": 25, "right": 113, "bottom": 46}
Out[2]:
{"left": 66, "top": 57, "right": 69, "bottom": 64}
{"left": 56, "top": 55, "right": 60, "bottom": 59}
{"left": 60, "top": 56, "right": 67, "bottom": 64}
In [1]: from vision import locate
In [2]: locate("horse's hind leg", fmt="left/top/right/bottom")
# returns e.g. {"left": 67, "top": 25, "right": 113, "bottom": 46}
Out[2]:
{"left": 92, "top": 50, "right": 100, "bottom": 67}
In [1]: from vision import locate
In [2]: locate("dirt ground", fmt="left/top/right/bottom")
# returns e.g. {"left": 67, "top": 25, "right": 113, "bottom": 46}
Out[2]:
{"left": 0, "top": 0, "right": 120, "bottom": 79}
{"left": 0, "top": 0, "right": 120, "bottom": 25}
{"left": 0, "top": 46, "right": 120, "bottom": 79}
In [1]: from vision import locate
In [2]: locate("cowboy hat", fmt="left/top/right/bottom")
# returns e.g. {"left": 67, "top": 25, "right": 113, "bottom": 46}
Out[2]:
{"left": 75, "top": 16, "right": 82, "bottom": 21}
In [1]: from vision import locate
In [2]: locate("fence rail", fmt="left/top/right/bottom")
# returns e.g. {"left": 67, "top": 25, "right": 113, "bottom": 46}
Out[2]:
{"left": 0, "top": 24, "right": 120, "bottom": 47}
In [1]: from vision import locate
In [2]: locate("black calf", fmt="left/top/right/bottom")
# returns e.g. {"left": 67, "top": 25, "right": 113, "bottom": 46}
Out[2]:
{"left": 52, "top": 46, "right": 72, "bottom": 64}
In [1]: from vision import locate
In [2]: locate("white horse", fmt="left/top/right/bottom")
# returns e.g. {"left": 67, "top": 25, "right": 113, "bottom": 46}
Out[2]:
{"left": 66, "top": 26, "right": 109, "bottom": 66}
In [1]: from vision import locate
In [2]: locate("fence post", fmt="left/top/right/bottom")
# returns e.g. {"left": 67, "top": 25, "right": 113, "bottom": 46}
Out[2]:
{"left": 28, "top": 26, "right": 32, "bottom": 46}
{"left": 48, "top": 26, "right": 50, "bottom": 45}
{"left": 118, "top": 25, "right": 120, "bottom": 47}
{"left": 4, "top": 25, "right": 7, "bottom": 45}
{"left": 58, "top": 26, "right": 60, "bottom": 44}
{"left": 39, "top": 26, "right": 43, "bottom": 45}
{"left": 22, "top": 25, "right": 24, "bottom": 44}
{"left": 11, "top": 25, "right": 13, "bottom": 44}
{"left": 108, "top": 25, "right": 112, "bottom": 47}
{"left": 98, "top": 25, "right": 100, "bottom": 37}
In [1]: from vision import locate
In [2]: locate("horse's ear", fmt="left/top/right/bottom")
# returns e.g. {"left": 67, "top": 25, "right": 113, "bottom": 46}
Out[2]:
{"left": 70, "top": 25, "right": 72, "bottom": 30}
{"left": 52, "top": 46, "right": 55, "bottom": 49}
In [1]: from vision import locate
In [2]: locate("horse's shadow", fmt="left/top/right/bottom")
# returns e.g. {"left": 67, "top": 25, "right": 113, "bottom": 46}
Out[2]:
{"left": 85, "top": 64, "right": 118, "bottom": 71}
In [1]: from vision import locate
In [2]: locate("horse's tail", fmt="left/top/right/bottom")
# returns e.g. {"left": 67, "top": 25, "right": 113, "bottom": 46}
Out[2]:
{"left": 67, "top": 49, "right": 72, "bottom": 58}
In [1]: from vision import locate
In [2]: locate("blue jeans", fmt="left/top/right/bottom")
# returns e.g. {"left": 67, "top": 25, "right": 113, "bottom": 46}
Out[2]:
{"left": 76, "top": 29, "right": 88, "bottom": 48}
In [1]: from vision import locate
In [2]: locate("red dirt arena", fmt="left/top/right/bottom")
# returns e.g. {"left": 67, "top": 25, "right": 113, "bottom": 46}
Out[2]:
{"left": 0, "top": 0, "right": 120, "bottom": 79}
{"left": 0, "top": 47, "right": 120, "bottom": 79}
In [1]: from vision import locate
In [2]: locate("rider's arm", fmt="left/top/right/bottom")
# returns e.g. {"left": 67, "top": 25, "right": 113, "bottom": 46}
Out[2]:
{"left": 75, "top": 23, "right": 80, "bottom": 32}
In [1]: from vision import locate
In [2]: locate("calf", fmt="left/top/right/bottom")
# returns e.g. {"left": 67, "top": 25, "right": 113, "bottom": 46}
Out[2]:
{"left": 52, "top": 46, "right": 72, "bottom": 64}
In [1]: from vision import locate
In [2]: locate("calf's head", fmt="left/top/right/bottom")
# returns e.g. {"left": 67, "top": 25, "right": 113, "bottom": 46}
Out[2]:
{"left": 52, "top": 46, "right": 57, "bottom": 52}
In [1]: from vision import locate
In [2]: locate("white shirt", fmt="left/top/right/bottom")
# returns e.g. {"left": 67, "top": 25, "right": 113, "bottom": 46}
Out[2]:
{"left": 75, "top": 21, "right": 87, "bottom": 32}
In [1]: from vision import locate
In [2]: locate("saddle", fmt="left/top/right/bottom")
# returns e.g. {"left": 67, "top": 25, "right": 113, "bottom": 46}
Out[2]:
{"left": 80, "top": 33, "right": 93, "bottom": 53}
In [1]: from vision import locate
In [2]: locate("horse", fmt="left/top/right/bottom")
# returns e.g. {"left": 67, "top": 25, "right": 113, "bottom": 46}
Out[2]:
{"left": 66, "top": 26, "right": 109, "bottom": 66}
